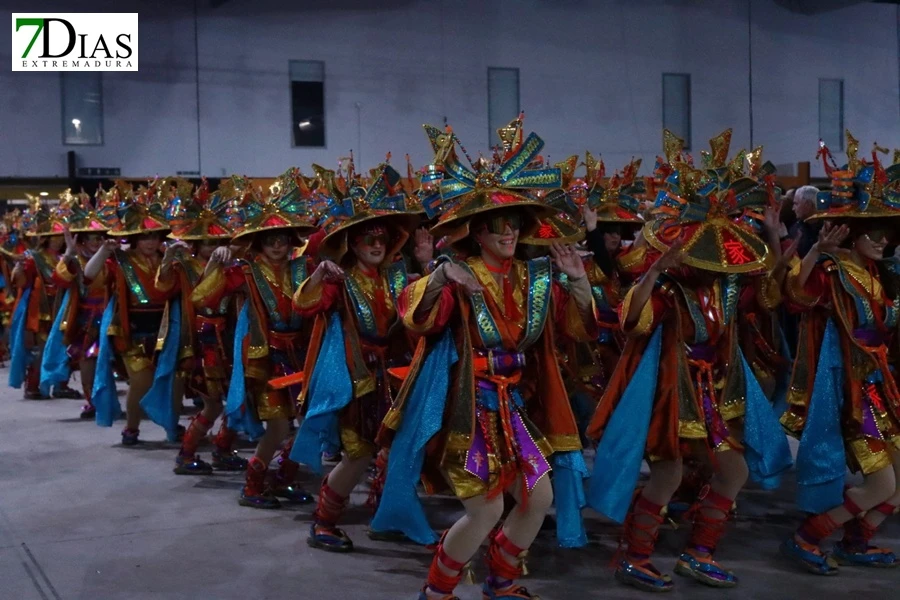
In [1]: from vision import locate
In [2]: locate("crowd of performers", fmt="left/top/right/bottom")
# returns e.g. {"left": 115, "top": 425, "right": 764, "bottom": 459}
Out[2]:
{"left": 3, "top": 117, "right": 900, "bottom": 599}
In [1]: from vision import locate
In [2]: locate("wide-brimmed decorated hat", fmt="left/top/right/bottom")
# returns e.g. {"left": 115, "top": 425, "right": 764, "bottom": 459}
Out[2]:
{"left": 22, "top": 194, "right": 68, "bottom": 237}
{"left": 232, "top": 168, "right": 319, "bottom": 240}
{"left": 60, "top": 187, "right": 117, "bottom": 234}
{"left": 316, "top": 163, "right": 419, "bottom": 261}
{"left": 167, "top": 178, "right": 240, "bottom": 240}
{"left": 808, "top": 131, "right": 900, "bottom": 222}
{"left": 520, "top": 156, "right": 584, "bottom": 245}
{"left": 642, "top": 129, "right": 773, "bottom": 274}
{"left": 0, "top": 209, "right": 26, "bottom": 259}
{"left": 584, "top": 153, "right": 645, "bottom": 224}
{"left": 108, "top": 179, "right": 170, "bottom": 237}
{"left": 425, "top": 116, "right": 560, "bottom": 244}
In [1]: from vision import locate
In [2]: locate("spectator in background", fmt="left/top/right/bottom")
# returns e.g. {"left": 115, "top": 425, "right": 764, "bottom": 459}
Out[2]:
{"left": 789, "top": 185, "right": 821, "bottom": 257}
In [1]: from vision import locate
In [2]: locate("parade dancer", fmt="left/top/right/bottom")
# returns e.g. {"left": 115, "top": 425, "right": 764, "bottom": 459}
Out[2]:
{"left": 781, "top": 134, "right": 900, "bottom": 573}
{"left": 156, "top": 179, "right": 248, "bottom": 474}
{"left": 86, "top": 181, "right": 179, "bottom": 445}
{"left": 374, "top": 124, "right": 598, "bottom": 600}
{"left": 586, "top": 130, "right": 792, "bottom": 592}
{"left": 9, "top": 195, "right": 69, "bottom": 399}
{"left": 192, "top": 170, "right": 316, "bottom": 508}
{"left": 44, "top": 189, "right": 117, "bottom": 419}
{"left": 292, "top": 164, "right": 425, "bottom": 552}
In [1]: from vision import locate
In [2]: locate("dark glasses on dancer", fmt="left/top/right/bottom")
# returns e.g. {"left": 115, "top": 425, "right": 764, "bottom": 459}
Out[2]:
{"left": 261, "top": 233, "right": 291, "bottom": 247}
{"left": 864, "top": 231, "right": 888, "bottom": 244}
{"left": 357, "top": 233, "right": 389, "bottom": 247}
{"left": 481, "top": 211, "right": 524, "bottom": 234}
{"left": 82, "top": 234, "right": 104, "bottom": 243}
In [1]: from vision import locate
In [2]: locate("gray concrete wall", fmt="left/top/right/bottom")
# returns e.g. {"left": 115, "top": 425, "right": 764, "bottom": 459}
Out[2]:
{"left": 0, "top": 0, "right": 897, "bottom": 178}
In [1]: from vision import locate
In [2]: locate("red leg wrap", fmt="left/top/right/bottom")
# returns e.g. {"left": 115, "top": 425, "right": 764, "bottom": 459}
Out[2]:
{"left": 25, "top": 365, "right": 40, "bottom": 393}
{"left": 798, "top": 512, "right": 841, "bottom": 546}
{"left": 243, "top": 456, "right": 268, "bottom": 496}
{"left": 873, "top": 502, "right": 898, "bottom": 516}
{"left": 687, "top": 489, "right": 733, "bottom": 553}
{"left": 622, "top": 493, "right": 666, "bottom": 559}
{"left": 842, "top": 494, "right": 864, "bottom": 518}
{"left": 367, "top": 449, "right": 389, "bottom": 510}
{"left": 180, "top": 413, "right": 213, "bottom": 457}
{"left": 212, "top": 419, "right": 237, "bottom": 452}
{"left": 486, "top": 529, "right": 526, "bottom": 582}
{"left": 427, "top": 544, "right": 465, "bottom": 594}
{"left": 314, "top": 477, "right": 347, "bottom": 527}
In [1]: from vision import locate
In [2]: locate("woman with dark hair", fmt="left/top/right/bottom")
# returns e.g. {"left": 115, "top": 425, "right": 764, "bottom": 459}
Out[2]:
{"left": 781, "top": 136, "right": 900, "bottom": 573}
{"left": 292, "top": 164, "right": 426, "bottom": 552}
{"left": 374, "top": 123, "right": 598, "bottom": 600}
{"left": 191, "top": 169, "right": 317, "bottom": 509}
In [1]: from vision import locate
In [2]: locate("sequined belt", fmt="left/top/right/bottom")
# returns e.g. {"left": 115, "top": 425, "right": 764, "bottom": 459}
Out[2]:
{"left": 196, "top": 314, "right": 226, "bottom": 330}
{"left": 268, "top": 330, "right": 302, "bottom": 352}
{"left": 360, "top": 340, "right": 388, "bottom": 367}
{"left": 78, "top": 296, "right": 106, "bottom": 307}
{"left": 473, "top": 349, "right": 526, "bottom": 377}
{"left": 853, "top": 328, "right": 885, "bottom": 347}
{"left": 686, "top": 343, "right": 716, "bottom": 362}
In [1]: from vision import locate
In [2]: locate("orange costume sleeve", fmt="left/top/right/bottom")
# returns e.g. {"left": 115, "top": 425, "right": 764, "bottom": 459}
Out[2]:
{"left": 293, "top": 279, "right": 341, "bottom": 315}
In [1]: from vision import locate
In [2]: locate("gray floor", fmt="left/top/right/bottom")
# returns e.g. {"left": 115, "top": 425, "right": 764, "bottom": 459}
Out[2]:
{"left": 1, "top": 371, "right": 898, "bottom": 600}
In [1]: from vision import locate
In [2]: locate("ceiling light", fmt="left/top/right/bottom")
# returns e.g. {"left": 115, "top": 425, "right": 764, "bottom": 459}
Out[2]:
{"left": 39, "top": 192, "right": 49, "bottom": 197}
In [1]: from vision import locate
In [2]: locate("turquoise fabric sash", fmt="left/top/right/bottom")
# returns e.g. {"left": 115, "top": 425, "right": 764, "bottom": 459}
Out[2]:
{"left": 371, "top": 329, "right": 458, "bottom": 544}
{"left": 290, "top": 313, "right": 353, "bottom": 475}
{"left": 92, "top": 299, "right": 121, "bottom": 427}
{"left": 8, "top": 288, "right": 32, "bottom": 388}
{"left": 740, "top": 348, "right": 793, "bottom": 489}
{"left": 586, "top": 325, "right": 663, "bottom": 523}
{"left": 224, "top": 302, "right": 265, "bottom": 441}
{"left": 139, "top": 299, "right": 181, "bottom": 441}
{"left": 39, "top": 289, "right": 71, "bottom": 395}
{"left": 795, "top": 318, "right": 846, "bottom": 513}
{"left": 552, "top": 450, "right": 589, "bottom": 548}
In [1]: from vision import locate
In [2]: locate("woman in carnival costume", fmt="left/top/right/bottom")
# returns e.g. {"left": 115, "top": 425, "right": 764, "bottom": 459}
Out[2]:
{"left": 373, "top": 122, "right": 598, "bottom": 600}
{"left": 42, "top": 188, "right": 118, "bottom": 419}
{"left": 530, "top": 154, "right": 646, "bottom": 441}
{"left": 780, "top": 133, "right": 900, "bottom": 573}
{"left": 292, "top": 163, "right": 426, "bottom": 552}
{"left": 586, "top": 130, "right": 792, "bottom": 592}
{"left": 192, "top": 169, "right": 317, "bottom": 508}
{"left": 9, "top": 194, "right": 74, "bottom": 400}
{"left": 85, "top": 180, "right": 181, "bottom": 445}
{"left": 154, "top": 178, "right": 249, "bottom": 475}
{"left": 0, "top": 210, "right": 27, "bottom": 364}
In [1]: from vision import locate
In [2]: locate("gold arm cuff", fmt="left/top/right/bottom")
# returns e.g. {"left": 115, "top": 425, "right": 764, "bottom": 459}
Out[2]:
{"left": 401, "top": 276, "right": 443, "bottom": 333}
{"left": 54, "top": 259, "right": 76, "bottom": 283}
{"left": 563, "top": 293, "right": 597, "bottom": 343}
{"left": 190, "top": 267, "right": 225, "bottom": 305}
{"left": 546, "top": 433, "right": 581, "bottom": 453}
{"left": 620, "top": 285, "right": 655, "bottom": 336}
{"left": 786, "top": 263, "right": 820, "bottom": 308}
{"left": 445, "top": 431, "right": 473, "bottom": 453}
{"left": 293, "top": 278, "right": 324, "bottom": 310}
{"left": 154, "top": 267, "right": 176, "bottom": 293}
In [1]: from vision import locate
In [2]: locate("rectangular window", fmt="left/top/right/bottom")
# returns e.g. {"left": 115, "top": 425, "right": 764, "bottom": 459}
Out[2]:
{"left": 662, "top": 73, "right": 691, "bottom": 149}
{"left": 488, "top": 67, "right": 520, "bottom": 147}
{"left": 818, "top": 78, "right": 844, "bottom": 151}
{"left": 290, "top": 60, "right": 325, "bottom": 147}
{"left": 61, "top": 73, "right": 103, "bottom": 145}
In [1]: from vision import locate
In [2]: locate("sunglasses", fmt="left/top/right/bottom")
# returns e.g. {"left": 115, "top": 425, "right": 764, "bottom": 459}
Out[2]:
{"left": 262, "top": 234, "right": 291, "bottom": 247}
{"left": 357, "top": 233, "right": 389, "bottom": 247}
{"left": 864, "top": 231, "right": 887, "bottom": 244}
{"left": 82, "top": 234, "right": 105, "bottom": 243}
{"left": 481, "top": 211, "right": 524, "bottom": 234}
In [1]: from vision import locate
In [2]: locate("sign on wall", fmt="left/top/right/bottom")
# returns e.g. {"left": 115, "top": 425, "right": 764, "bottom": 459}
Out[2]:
{"left": 11, "top": 13, "right": 138, "bottom": 72}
